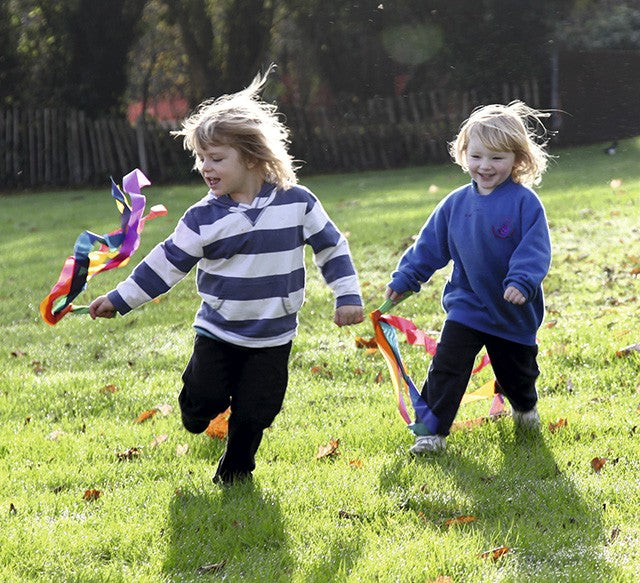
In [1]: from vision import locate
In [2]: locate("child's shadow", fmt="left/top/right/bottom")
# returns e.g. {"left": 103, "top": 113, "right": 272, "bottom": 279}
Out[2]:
{"left": 380, "top": 423, "right": 621, "bottom": 580}
{"left": 162, "top": 480, "right": 293, "bottom": 580}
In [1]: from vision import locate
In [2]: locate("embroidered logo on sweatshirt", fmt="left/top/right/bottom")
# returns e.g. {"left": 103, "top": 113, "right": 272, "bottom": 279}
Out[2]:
{"left": 492, "top": 217, "right": 515, "bottom": 239}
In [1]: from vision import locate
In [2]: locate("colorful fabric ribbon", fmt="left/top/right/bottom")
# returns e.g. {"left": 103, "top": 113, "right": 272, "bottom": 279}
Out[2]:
{"left": 370, "top": 295, "right": 504, "bottom": 433}
{"left": 40, "top": 169, "right": 167, "bottom": 325}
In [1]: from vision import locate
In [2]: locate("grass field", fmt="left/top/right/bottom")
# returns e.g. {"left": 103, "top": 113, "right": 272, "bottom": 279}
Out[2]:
{"left": 1, "top": 138, "right": 640, "bottom": 582}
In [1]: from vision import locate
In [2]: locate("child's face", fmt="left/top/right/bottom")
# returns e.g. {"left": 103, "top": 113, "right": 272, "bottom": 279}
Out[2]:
{"left": 465, "top": 135, "right": 516, "bottom": 195}
{"left": 197, "top": 144, "right": 259, "bottom": 199}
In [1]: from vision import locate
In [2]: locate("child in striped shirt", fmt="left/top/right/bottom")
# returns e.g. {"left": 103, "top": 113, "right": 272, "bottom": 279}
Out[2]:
{"left": 90, "top": 67, "right": 364, "bottom": 484}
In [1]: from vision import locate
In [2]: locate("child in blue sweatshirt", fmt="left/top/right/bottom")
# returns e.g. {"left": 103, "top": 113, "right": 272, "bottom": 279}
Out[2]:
{"left": 386, "top": 101, "right": 552, "bottom": 454}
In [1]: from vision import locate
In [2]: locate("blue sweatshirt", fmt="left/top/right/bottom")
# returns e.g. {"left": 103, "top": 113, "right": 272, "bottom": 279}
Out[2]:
{"left": 108, "top": 182, "right": 362, "bottom": 348}
{"left": 389, "top": 177, "right": 551, "bottom": 345}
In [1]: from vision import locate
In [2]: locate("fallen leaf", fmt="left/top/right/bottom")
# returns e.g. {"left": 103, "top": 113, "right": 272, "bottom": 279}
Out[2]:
{"left": 100, "top": 384, "right": 118, "bottom": 394}
{"left": 443, "top": 515, "right": 477, "bottom": 527}
{"left": 348, "top": 459, "right": 364, "bottom": 468}
{"left": 197, "top": 561, "right": 226, "bottom": 575}
{"left": 154, "top": 403, "right": 173, "bottom": 416}
{"left": 47, "top": 429, "right": 64, "bottom": 441}
{"left": 609, "top": 526, "right": 621, "bottom": 543}
{"left": 176, "top": 443, "right": 189, "bottom": 456}
{"left": 135, "top": 409, "right": 158, "bottom": 423}
{"left": 149, "top": 434, "right": 169, "bottom": 448}
{"left": 479, "top": 546, "right": 511, "bottom": 560}
{"left": 427, "top": 577, "right": 453, "bottom": 583}
{"left": 355, "top": 336, "right": 377, "bottom": 349}
{"left": 591, "top": 457, "right": 607, "bottom": 473}
{"left": 374, "top": 371, "right": 384, "bottom": 383}
{"left": 116, "top": 447, "right": 141, "bottom": 461}
{"left": 338, "top": 509, "right": 361, "bottom": 519}
{"left": 82, "top": 489, "right": 102, "bottom": 502}
{"left": 205, "top": 408, "right": 231, "bottom": 439}
{"left": 548, "top": 418, "right": 568, "bottom": 433}
{"left": 9, "top": 503, "right": 17, "bottom": 515}
{"left": 545, "top": 320, "right": 557, "bottom": 328}
{"left": 615, "top": 343, "right": 640, "bottom": 357}
{"left": 316, "top": 438, "right": 340, "bottom": 459}
{"left": 310, "top": 364, "right": 333, "bottom": 378}
{"left": 32, "top": 361, "right": 45, "bottom": 374}
{"left": 10, "top": 350, "right": 26, "bottom": 358}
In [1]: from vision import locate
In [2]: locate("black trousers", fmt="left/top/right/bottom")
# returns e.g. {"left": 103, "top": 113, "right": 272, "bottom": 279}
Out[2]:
{"left": 179, "top": 334, "right": 292, "bottom": 483}
{"left": 423, "top": 320, "right": 539, "bottom": 436}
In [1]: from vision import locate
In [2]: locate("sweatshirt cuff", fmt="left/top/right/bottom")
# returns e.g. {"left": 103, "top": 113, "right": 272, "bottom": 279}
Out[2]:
{"left": 107, "top": 290, "right": 133, "bottom": 315}
{"left": 336, "top": 294, "right": 363, "bottom": 308}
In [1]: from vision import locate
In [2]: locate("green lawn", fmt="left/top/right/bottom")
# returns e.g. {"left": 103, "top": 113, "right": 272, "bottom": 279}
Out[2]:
{"left": 1, "top": 138, "right": 640, "bottom": 582}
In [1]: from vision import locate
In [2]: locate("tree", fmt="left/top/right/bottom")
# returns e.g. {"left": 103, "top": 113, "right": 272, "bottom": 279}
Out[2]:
{"left": 0, "top": 0, "right": 22, "bottom": 105}
{"left": 160, "top": 0, "right": 275, "bottom": 104}
{"left": 14, "top": 0, "right": 146, "bottom": 116}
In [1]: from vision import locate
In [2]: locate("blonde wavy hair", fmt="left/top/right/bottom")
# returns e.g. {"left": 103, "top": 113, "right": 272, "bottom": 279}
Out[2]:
{"left": 449, "top": 101, "right": 552, "bottom": 187}
{"left": 172, "top": 65, "right": 298, "bottom": 189}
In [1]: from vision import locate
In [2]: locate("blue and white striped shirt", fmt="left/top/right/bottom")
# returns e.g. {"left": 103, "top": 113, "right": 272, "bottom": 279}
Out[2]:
{"left": 108, "top": 182, "right": 362, "bottom": 347}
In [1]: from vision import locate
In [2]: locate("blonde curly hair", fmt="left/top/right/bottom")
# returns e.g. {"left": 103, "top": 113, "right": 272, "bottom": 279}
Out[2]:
{"left": 449, "top": 101, "right": 552, "bottom": 187}
{"left": 172, "top": 65, "right": 298, "bottom": 189}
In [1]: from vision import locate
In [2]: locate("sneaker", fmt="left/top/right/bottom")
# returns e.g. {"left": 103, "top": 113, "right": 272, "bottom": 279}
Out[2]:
{"left": 512, "top": 407, "right": 541, "bottom": 430}
{"left": 409, "top": 434, "right": 446, "bottom": 454}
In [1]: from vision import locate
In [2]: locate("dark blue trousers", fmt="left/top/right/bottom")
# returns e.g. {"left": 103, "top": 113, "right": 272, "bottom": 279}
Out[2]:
{"left": 179, "top": 334, "right": 292, "bottom": 483}
{"left": 423, "top": 320, "right": 539, "bottom": 435}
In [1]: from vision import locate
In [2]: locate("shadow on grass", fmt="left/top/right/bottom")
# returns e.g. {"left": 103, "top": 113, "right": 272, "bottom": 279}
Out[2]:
{"left": 379, "top": 423, "right": 621, "bottom": 580}
{"left": 162, "top": 479, "right": 293, "bottom": 581}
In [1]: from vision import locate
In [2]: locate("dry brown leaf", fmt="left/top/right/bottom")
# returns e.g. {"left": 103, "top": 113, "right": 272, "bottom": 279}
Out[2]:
{"left": 205, "top": 408, "right": 231, "bottom": 440}
{"left": 443, "top": 515, "right": 477, "bottom": 527}
{"left": 176, "top": 443, "right": 189, "bottom": 456}
{"left": 348, "top": 459, "right": 364, "bottom": 468}
{"left": 615, "top": 343, "right": 640, "bottom": 357}
{"left": 374, "top": 371, "right": 384, "bottom": 383}
{"left": 149, "top": 434, "right": 169, "bottom": 448}
{"left": 11, "top": 350, "right": 26, "bottom": 358}
{"left": 338, "top": 509, "right": 361, "bottom": 519}
{"left": 479, "top": 546, "right": 511, "bottom": 560}
{"left": 355, "top": 336, "right": 377, "bottom": 349}
{"left": 100, "top": 384, "right": 118, "bottom": 394}
{"left": 545, "top": 320, "right": 557, "bottom": 328}
{"left": 154, "top": 403, "right": 173, "bottom": 416}
{"left": 609, "top": 526, "right": 621, "bottom": 543}
{"left": 548, "top": 418, "right": 568, "bottom": 433}
{"left": 135, "top": 409, "right": 158, "bottom": 423}
{"left": 82, "top": 489, "right": 102, "bottom": 502}
{"left": 310, "top": 364, "right": 333, "bottom": 378}
{"left": 32, "top": 361, "right": 45, "bottom": 374}
{"left": 451, "top": 416, "right": 486, "bottom": 431}
{"left": 316, "top": 438, "right": 340, "bottom": 459}
{"left": 591, "top": 457, "right": 607, "bottom": 473}
{"left": 116, "top": 447, "right": 141, "bottom": 461}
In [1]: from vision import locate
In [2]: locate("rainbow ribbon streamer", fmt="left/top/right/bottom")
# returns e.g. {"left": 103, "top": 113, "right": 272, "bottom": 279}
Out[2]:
{"left": 40, "top": 168, "right": 167, "bottom": 325}
{"left": 370, "top": 294, "right": 504, "bottom": 433}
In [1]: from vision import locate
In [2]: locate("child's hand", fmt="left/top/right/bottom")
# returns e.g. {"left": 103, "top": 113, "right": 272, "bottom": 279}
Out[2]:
{"left": 504, "top": 286, "right": 526, "bottom": 305}
{"left": 384, "top": 286, "right": 403, "bottom": 302}
{"left": 334, "top": 305, "right": 364, "bottom": 327}
{"left": 89, "top": 295, "right": 117, "bottom": 319}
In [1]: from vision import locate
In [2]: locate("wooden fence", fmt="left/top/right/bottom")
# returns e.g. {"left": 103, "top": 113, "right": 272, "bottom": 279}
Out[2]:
{"left": 0, "top": 79, "right": 541, "bottom": 190}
